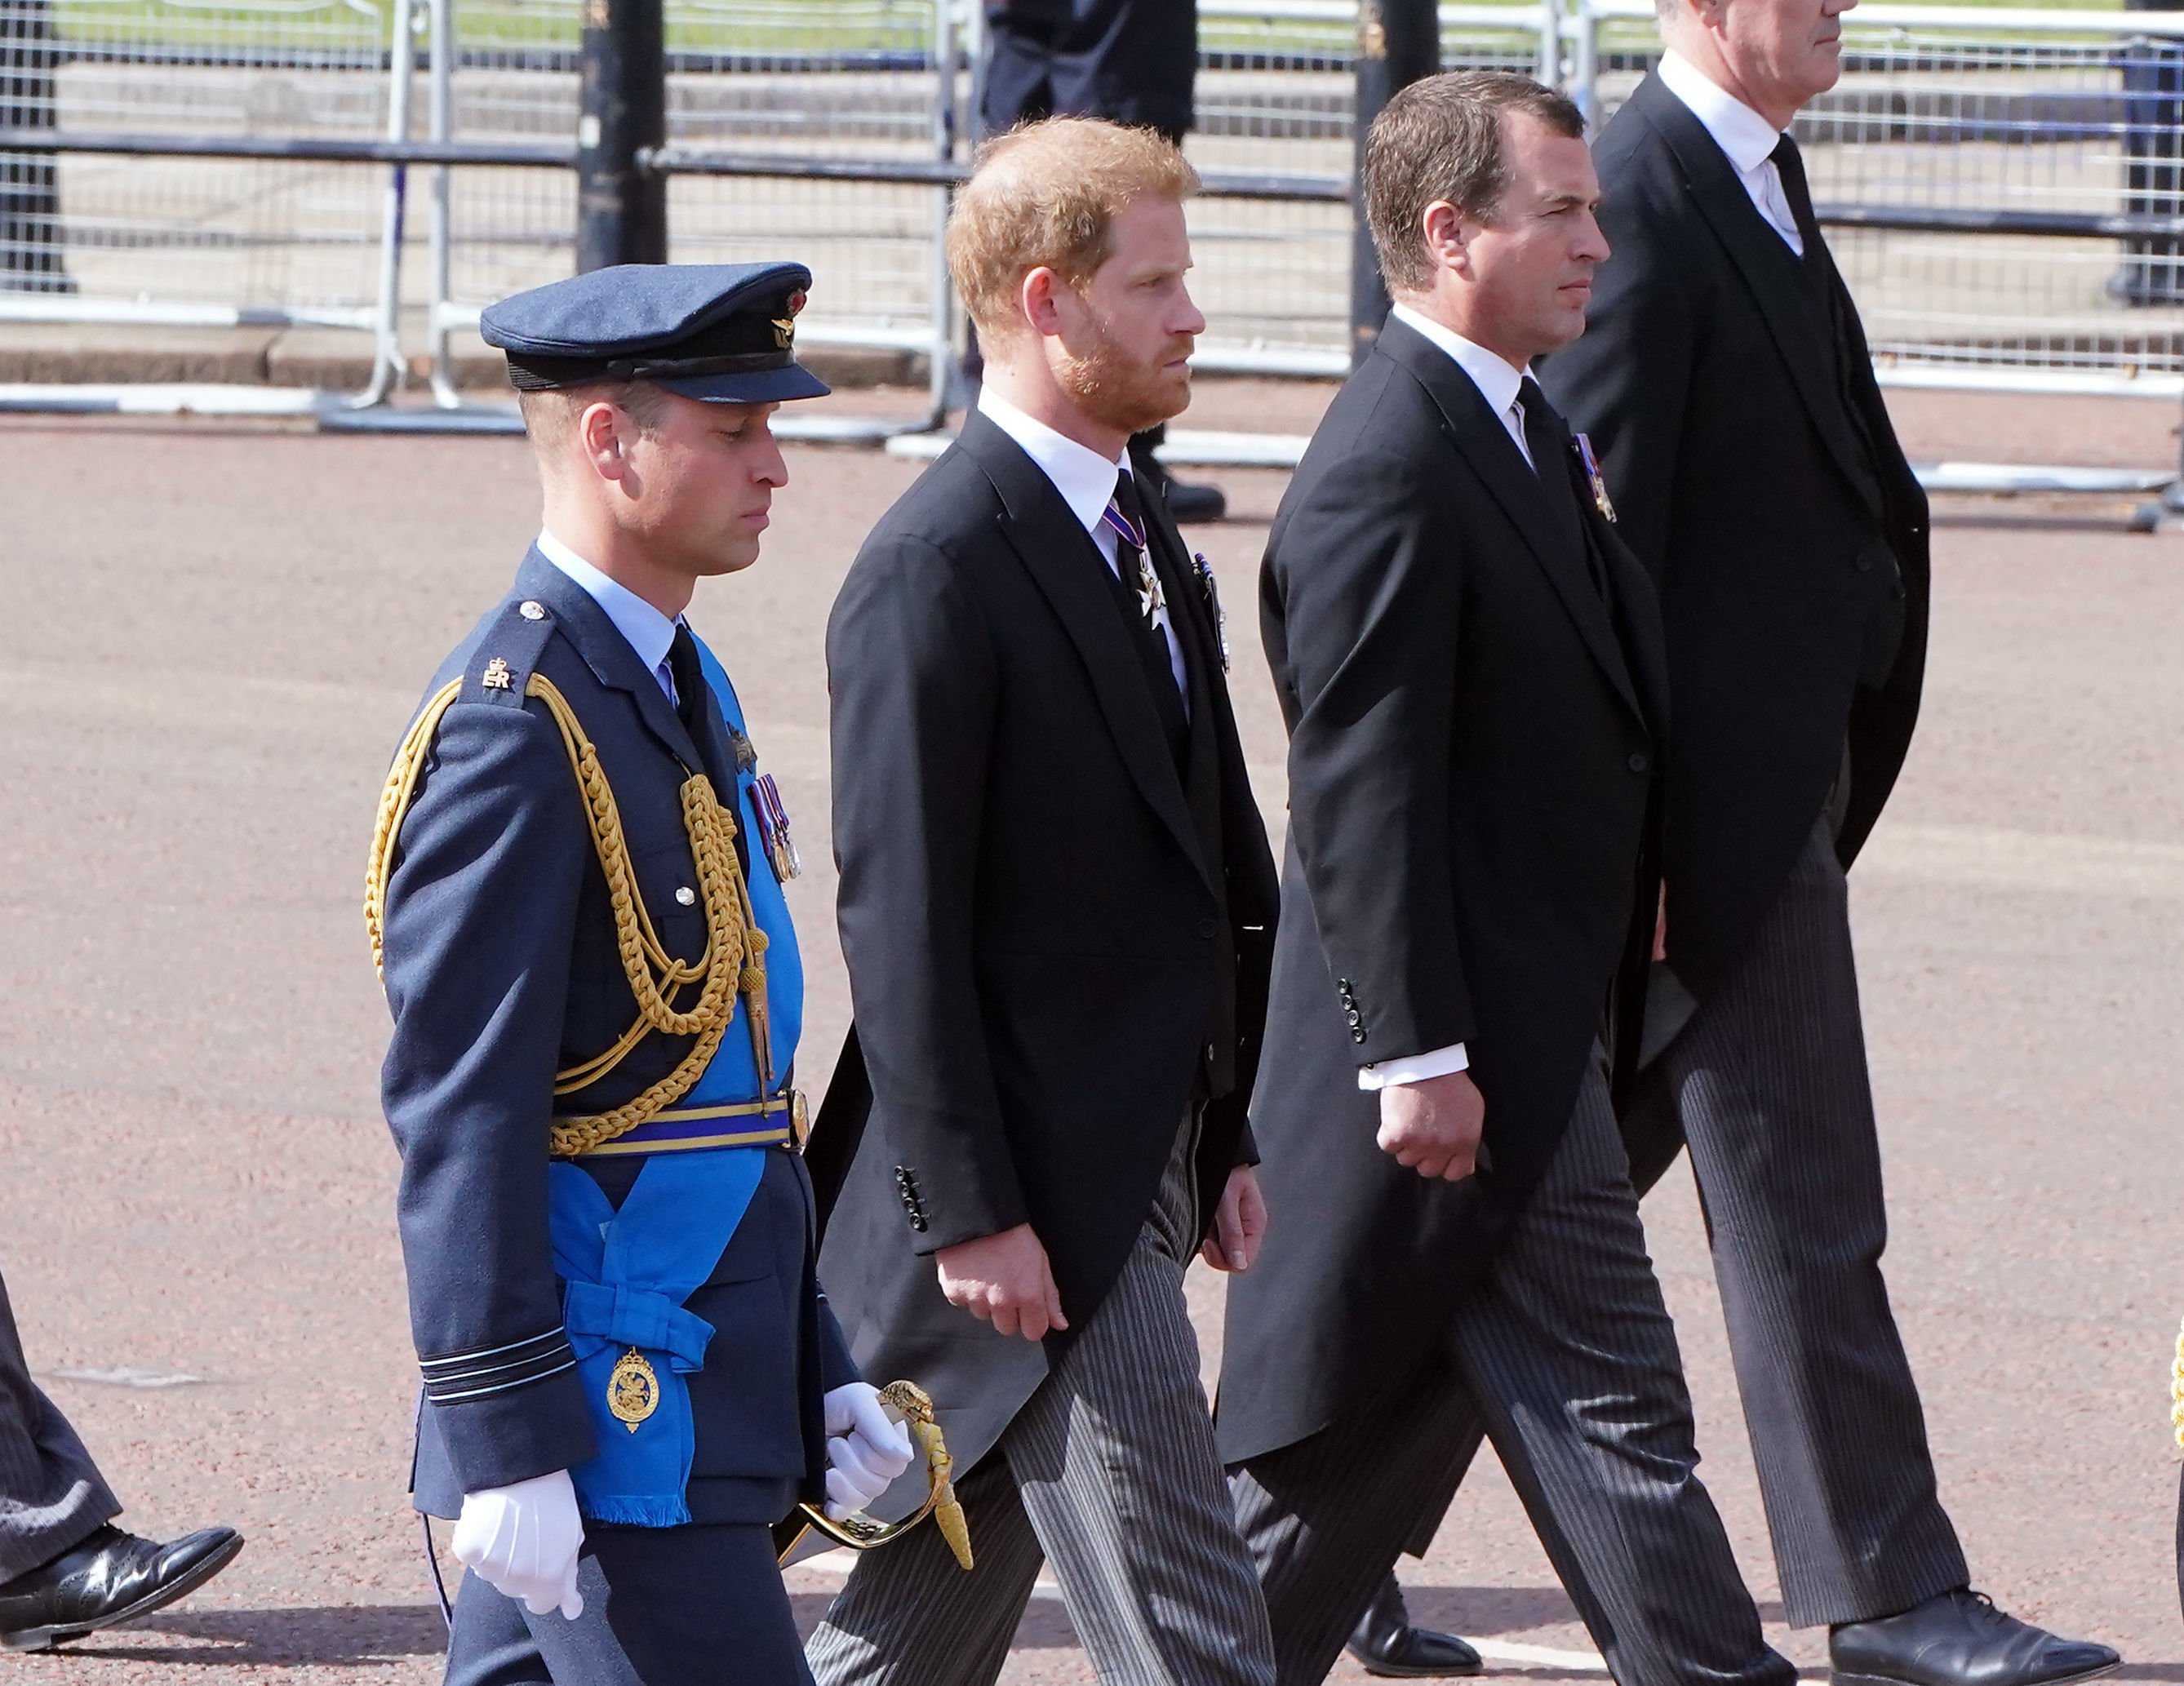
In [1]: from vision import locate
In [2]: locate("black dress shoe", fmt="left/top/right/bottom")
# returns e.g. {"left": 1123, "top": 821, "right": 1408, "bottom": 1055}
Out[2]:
{"left": 1831, "top": 1589, "right": 2119, "bottom": 1686}
{"left": 0, "top": 1524, "right": 245, "bottom": 1652}
{"left": 1347, "top": 1575, "right": 1484, "bottom": 1679}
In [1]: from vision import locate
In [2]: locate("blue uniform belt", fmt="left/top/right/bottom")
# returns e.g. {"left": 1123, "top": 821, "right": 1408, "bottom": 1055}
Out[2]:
{"left": 570, "top": 1092, "right": 801, "bottom": 1159}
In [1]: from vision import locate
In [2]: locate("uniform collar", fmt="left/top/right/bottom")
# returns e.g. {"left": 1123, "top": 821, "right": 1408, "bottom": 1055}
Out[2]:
{"left": 1657, "top": 48, "right": 1787, "bottom": 176}
{"left": 1387, "top": 303, "right": 1531, "bottom": 420}
{"left": 974, "top": 384, "right": 1133, "bottom": 541}
{"left": 536, "top": 528, "right": 682, "bottom": 681}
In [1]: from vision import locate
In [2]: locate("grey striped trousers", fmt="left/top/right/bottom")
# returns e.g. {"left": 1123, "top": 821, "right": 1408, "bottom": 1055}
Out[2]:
{"left": 1617, "top": 815, "right": 1969, "bottom": 1626}
{"left": 0, "top": 1263, "right": 118, "bottom": 1584}
{"left": 806, "top": 1118, "right": 1275, "bottom": 1686}
{"left": 1231, "top": 1058, "right": 1796, "bottom": 1686}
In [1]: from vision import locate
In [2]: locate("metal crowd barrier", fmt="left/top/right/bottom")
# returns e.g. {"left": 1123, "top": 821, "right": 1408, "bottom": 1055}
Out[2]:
{"left": 7, "top": 0, "right": 2184, "bottom": 495}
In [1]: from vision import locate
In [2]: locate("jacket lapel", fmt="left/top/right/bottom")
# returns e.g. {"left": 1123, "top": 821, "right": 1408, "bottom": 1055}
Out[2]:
{"left": 1377, "top": 322, "right": 1642, "bottom": 721}
{"left": 956, "top": 414, "right": 1214, "bottom": 893}
{"left": 513, "top": 548, "right": 707, "bottom": 774}
{"left": 1140, "top": 501, "right": 1228, "bottom": 859}
{"left": 1593, "top": 516, "right": 1672, "bottom": 735}
{"left": 1626, "top": 74, "right": 1886, "bottom": 523}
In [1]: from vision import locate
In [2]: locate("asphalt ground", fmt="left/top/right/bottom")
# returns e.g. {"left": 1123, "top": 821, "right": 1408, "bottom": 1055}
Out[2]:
{"left": 2, "top": 378, "right": 2182, "bottom": 1684}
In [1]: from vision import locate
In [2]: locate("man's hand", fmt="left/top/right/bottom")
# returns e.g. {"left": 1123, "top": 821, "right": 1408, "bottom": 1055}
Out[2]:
{"left": 935, "top": 1222, "right": 1068, "bottom": 1340}
{"left": 822, "top": 1382, "right": 918, "bottom": 1520}
{"left": 1201, "top": 1164, "right": 1267, "bottom": 1273}
{"left": 1377, "top": 1070, "right": 1486, "bottom": 1182}
{"left": 451, "top": 1468, "right": 584, "bottom": 1619}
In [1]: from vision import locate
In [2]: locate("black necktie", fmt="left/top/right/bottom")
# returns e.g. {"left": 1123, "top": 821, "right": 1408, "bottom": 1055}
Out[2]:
{"left": 667, "top": 623, "right": 709, "bottom": 740}
{"left": 1103, "top": 469, "right": 1191, "bottom": 765}
{"left": 1769, "top": 134, "right": 1831, "bottom": 288}
{"left": 1517, "top": 379, "right": 1611, "bottom": 602}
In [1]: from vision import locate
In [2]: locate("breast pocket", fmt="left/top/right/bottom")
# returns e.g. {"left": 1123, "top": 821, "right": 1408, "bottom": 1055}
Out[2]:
{"left": 630, "top": 836, "right": 707, "bottom": 967}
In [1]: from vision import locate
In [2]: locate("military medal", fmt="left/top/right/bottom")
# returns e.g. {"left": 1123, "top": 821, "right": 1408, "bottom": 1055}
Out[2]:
{"left": 1100, "top": 495, "right": 1165, "bottom": 633}
{"left": 1574, "top": 432, "right": 1616, "bottom": 523}
{"left": 1134, "top": 552, "right": 1167, "bottom": 630}
{"left": 752, "top": 771, "right": 801, "bottom": 881}
{"left": 1192, "top": 552, "right": 1230, "bottom": 672}
{"left": 607, "top": 1347, "right": 659, "bottom": 1433}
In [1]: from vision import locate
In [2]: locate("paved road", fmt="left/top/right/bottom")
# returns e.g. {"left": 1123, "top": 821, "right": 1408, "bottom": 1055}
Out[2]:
{"left": 1, "top": 381, "right": 2180, "bottom": 1682}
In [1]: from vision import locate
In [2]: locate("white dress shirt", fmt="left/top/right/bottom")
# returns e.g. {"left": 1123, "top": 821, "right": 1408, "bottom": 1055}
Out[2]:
{"left": 1350, "top": 305, "right": 1554, "bottom": 1093}
{"left": 536, "top": 529, "right": 683, "bottom": 704}
{"left": 1656, "top": 50, "right": 1804, "bottom": 256}
{"left": 976, "top": 384, "right": 1189, "bottom": 706}
{"left": 1388, "top": 303, "right": 1534, "bottom": 469}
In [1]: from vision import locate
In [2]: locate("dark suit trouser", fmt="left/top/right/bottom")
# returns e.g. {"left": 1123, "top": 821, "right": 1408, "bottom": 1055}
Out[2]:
{"left": 1231, "top": 1059, "right": 1791, "bottom": 1686}
{"left": 1618, "top": 815, "right": 1969, "bottom": 1628}
{"left": 0, "top": 1264, "right": 119, "bottom": 1584}
{"left": 443, "top": 1524, "right": 811, "bottom": 1686}
{"left": 806, "top": 1118, "right": 1275, "bottom": 1686}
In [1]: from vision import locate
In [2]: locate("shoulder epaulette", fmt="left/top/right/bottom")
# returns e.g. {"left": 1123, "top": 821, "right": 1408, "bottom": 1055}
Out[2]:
{"left": 463, "top": 596, "right": 559, "bottom": 707}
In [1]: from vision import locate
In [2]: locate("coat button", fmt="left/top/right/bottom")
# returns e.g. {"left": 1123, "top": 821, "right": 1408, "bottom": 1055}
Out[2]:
{"left": 1627, "top": 752, "right": 1649, "bottom": 774}
{"left": 1351, "top": 1028, "right": 1368, "bottom": 1045}
{"left": 518, "top": 600, "right": 548, "bottom": 621}
{"left": 675, "top": 886, "right": 697, "bottom": 906}
{"left": 1196, "top": 917, "right": 1217, "bottom": 940}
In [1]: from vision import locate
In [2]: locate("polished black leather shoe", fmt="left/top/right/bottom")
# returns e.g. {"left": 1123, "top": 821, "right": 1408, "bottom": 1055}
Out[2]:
{"left": 1831, "top": 1589, "right": 2119, "bottom": 1686}
{"left": 1128, "top": 440, "right": 1227, "bottom": 526}
{"left": 0, "top": 1524, "right": 245, "bottom": 1652}
{"left": 1347, "top": 1575, "right": 1484, "bottom": 1679}
{"left": 1159, "top": 473, "right": 1227, "bottom": 525}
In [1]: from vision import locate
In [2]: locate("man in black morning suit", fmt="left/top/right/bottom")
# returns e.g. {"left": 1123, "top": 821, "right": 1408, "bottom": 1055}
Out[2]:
{"left": 1525, "top": 2, "right": 2122, "bottom": 1681}
{"left": 1217, "top": 73, "right": 1794, "bottom": 1686}
{"left": 805, "top": 118, "right": 1282, "bottom": 1686}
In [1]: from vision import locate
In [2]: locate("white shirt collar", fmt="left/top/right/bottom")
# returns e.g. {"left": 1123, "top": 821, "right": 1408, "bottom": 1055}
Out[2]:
{"left": 1658, "top": 49, "right": 1787, "bottom": 176}
{"left": 975, "top": 384, "right": 1132, "bottom": 539}
{"left": 1388, "top": 302, "right": 1532, "bottom": 419}
{"left": 535, "top": 528, "right": 681, "bottom": 680}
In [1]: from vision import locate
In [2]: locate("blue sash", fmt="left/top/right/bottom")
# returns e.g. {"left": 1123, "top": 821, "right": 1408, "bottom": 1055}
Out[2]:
{"left": 544, "top": 633, "right": 804, "bottom": 1527}
{"left": 548, "top": 1149, "right": 765, "bottom": 1525}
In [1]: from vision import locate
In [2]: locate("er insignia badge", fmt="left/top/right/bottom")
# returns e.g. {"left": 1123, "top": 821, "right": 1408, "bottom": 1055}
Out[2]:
{"left": 607, "top": 1348, "right": 659, "bottom": 1433}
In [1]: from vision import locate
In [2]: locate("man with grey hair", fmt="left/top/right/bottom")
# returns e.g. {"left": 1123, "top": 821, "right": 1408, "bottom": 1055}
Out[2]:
{"left": 1216, "top": 70, "right": 1796, "bottom": 1686}
{"left": 1525, "top": 1, "right": 2122, "bottom": 1683}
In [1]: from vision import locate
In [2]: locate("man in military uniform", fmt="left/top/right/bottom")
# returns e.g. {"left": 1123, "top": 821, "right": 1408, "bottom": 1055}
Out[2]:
{"left": 366, "top": 262, "right": 916, "bottom": 1685}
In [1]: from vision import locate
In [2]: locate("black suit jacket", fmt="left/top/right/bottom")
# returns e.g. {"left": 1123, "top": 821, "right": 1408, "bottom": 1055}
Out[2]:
{"left": 982, "top": 0, "right": 1198, "bottom": 141}
{"left": 816, "top": 410, "right": 1279, "bottom": 1493}
{"left": 1539, "top": 73, "right": 1929, "bottom": 1001}
{"left": 1215, "top": 318, "right": 1669, "bottom": 1465}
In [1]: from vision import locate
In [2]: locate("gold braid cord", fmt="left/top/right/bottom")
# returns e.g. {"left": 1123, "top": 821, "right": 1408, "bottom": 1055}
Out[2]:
{"left": 363, "top": 672, "right": 771, "bottom": 1159}
{"left": 2170, "top": 1315, "right": 2184, "bottom": 1450}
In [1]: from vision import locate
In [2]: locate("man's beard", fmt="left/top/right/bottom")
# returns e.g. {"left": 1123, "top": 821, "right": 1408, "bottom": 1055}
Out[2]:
{"left": 1054, "top": 314, "right": 1192, "bottom": 438}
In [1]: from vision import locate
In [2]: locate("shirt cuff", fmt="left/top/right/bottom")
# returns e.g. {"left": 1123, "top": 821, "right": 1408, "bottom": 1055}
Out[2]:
{"left": 1357, "top": 1042, "right": 1470, "bottom": 1091}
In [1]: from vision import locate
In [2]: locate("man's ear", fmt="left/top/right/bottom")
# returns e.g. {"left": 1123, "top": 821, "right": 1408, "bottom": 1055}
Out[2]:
{"left": 1420, "top": 200, "right": 1473, "bottom": 278}
{"left": 578, "top": 399, "right": 632, "bottom": 486}
{"left": 1019, "top": 265, "right": 1071, "bottom": 339}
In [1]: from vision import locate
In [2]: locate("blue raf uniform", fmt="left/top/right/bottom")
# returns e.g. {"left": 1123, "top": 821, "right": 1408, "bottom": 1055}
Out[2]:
{"left": 365, "top": 263, "right": 855, "bottom": 1686}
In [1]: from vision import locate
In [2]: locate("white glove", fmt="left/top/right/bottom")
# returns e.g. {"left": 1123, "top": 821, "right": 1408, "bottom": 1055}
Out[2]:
{"left": 451, "top": 1468, "right": 585, "bottom": 1619}
{"left": 823, "top": 1382, "right": 918, "bottom": 1520}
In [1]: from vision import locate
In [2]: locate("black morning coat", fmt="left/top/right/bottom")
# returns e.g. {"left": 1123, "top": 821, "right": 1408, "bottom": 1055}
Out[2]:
{"left": 378, "top": 549, "right": 855, "bottom": 1527}
{"left": 1539, "top": 73, "right": 1930, "bottom": 1004}
{"left": 814, "top": 410, "right": 1281, "bottom": 1501}
{"left": 1214, "top": 316, "right": 1671, "bottom": 1466}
